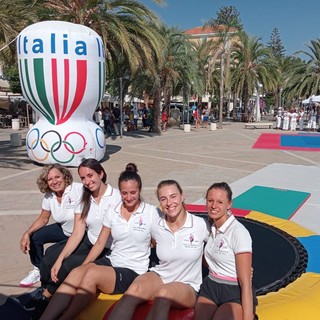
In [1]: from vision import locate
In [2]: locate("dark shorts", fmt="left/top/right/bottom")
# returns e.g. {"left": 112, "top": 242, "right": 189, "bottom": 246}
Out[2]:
{"left": 198, "top": 276, "right": 258, "bottom": 313}
{"left": 94, "top": 256, "right": 139, "bottom": 294}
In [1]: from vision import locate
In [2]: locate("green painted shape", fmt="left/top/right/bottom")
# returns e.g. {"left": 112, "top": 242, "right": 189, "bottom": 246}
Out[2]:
{"left": 232, "top": 186, "right": 310, "bottom": 219}
{"left": 33, "top": 59, "right": 55, "bottom": 124}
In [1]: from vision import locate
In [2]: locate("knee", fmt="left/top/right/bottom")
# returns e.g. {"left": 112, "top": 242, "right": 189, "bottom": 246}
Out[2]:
{"left": 30, "top": 230, "right": 42, "bottom": 243}
{"left": 65, "top": 266, "right": 82, "bottom": 281}
{"left": 80, "top": 266, "right": 100, "bottom": 286}
{"left": 125, "top": 282, "right": 144, "bottom": 296}
{"left": 153, "top": 285, "right": 171, "bottom": 300}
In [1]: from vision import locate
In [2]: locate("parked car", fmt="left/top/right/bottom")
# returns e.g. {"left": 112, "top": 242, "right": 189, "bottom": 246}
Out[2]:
{"left": 169, "top": 103, "right": 194, "bottom": 124}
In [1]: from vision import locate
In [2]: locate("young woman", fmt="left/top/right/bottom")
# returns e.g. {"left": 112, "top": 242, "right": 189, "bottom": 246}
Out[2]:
{"left": 40, "top": 163, "right": 159, "bottom": 320}
{"left": 19, "top": 164, "right": 83, "bottom": 287}
{"left": 194, "top": 182, "right": 257, "bottom": 320}
{"left": 108, "top": 179, "right": 210, "bottom": 320}
{"left": 27, "top": 158, "right": 121, "bottom": 318}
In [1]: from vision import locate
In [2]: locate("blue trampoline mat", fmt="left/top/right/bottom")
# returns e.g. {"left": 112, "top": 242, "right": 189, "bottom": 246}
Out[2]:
{"left": 297, "top": 235, "right": 320, "bottom": 273}
{"left": 281, "top": 135, "right": 320, "bottom": 148}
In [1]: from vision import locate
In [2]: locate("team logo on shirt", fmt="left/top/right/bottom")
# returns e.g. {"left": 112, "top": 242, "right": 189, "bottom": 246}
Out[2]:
{"left": 65, "top": 196, "right": 75, "bottom": 209}
{"left": 133, "top": 216, "right": 147, "bottom": 232}
{"left": 182, "top": 233, "right": 201, "bottom": 248}
{"left": 214, "top": 238, "right": 229, "bottom": 255}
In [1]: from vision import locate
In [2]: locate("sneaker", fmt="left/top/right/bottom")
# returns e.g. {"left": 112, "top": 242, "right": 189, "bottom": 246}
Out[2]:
{"left": 20, "top": 267, "right": 40, "bottom": 287}
{"left": 23, "top": 288, "right": 44, "bottom": 311}
{"left": 31, "top": 296, "right": 50, "bottom": 320}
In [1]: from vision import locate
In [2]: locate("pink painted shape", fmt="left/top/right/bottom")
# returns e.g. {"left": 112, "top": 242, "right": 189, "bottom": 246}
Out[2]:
{"left": 231, "top": 208, "right": 251, "bottom": 217}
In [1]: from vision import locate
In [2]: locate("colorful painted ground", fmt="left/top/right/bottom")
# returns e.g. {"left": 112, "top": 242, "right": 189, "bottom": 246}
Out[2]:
{"left": 252, "top": 133, "right": 320, "bottom": 151}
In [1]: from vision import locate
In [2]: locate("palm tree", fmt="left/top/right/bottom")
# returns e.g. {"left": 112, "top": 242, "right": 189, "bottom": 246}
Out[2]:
{"left": 33, "top": 0, "right": 163, "bottom": 75}
{"left": 153, "top": 26, "right": 199, "bottom": 131}
{"left": 205, "top": 6, "right": 242, "bottom": 128}
{"left": 160, "top": 27, "right": 198, "bottom": 107}
{"left": 128, "top": 25, "right": 199, "bottom": 133}
{"left": 0, "top": 0, "right": 37, "bottom": 71}
{"left": 287, "top": 39, "right": 320, "bottom": 98}
{"left": 231, "top": 31, "right": 278, "bottom": 120}
{"left": 192, "top": 40, "right": 212, "bottom": 107}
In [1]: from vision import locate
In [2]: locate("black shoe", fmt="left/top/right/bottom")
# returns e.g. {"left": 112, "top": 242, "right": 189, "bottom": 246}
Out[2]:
{"left": 31, "top": 295, "right": 50, "bottom": 320}
{"left": 23, "top": 289, "right": 44, "bottom": 311}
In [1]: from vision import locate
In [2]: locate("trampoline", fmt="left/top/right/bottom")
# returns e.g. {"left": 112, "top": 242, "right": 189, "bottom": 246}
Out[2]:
{"left": 78, "top": 208, "right": 319, "bottom": 320}
{"left": 2, "top": 207, "right": 319, "bottom": 320}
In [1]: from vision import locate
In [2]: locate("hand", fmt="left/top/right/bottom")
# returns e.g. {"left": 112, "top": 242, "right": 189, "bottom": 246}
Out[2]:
{"left": 20, "top": 232, "right": 30, "bottom": 254}
{"left": 51, "top": 260, "right": 62, "bottom": 283}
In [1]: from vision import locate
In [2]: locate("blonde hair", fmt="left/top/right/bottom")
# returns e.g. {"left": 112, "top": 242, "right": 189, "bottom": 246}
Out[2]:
{"left": 36, "top": 164, "right": 73, "bottom": 193}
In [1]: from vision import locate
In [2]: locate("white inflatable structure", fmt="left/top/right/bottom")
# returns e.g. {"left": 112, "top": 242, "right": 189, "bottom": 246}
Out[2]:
{"left": 17, "top": 21, "right": 106, "bottom": 166}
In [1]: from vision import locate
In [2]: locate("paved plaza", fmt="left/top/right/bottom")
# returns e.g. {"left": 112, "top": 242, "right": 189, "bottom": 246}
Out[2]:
{"left": 0, "top": 121, "right": 319, "bottom": 304}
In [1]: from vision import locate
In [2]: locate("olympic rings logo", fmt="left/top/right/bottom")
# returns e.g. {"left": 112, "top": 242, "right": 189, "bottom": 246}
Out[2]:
{"left": 95, "top": 127, "right": 105, "bottom": 148}
{"left": 26, "top": 129, "right": 83, "bottom": 164}
{"left": 26, "top": 127, "right": 105, "bottom": 164}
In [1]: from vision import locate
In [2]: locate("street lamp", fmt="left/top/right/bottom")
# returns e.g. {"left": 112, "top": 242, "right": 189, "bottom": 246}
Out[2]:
{"left": 279, "top": 88, "right": 283, "bottom": 110}
{"left": 255, "top": 83, "right": 263, "bottom": 122}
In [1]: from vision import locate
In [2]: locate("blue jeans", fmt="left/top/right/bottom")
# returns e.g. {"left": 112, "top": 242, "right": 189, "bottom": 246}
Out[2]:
{"left": 29, "top": 223, "right": 68, "bottom": 269}
{"left": 113, "top": 120, "right": 121, "bottom": 135}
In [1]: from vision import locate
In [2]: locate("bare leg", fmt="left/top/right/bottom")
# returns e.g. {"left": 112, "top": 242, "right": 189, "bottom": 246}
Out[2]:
{"left": 40, "top": 263, "right": 94, "bottom": 320}
{"left": 146, "top": 282, "right": 196, "bottom": 320}
{"left": 108, "top": 272, "right": 163, "bottom": 320}
{"left": 213, "top": 302, "right": 243, "bottom": 320}
{"left": 194, "top": 296, "right": 218, "bottom": 320}
{"left": 57, "top": 265, "right": 116, "bottom": 320}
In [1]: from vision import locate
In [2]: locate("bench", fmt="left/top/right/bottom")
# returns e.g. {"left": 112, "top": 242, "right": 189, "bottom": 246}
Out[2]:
{"left": 245, "top": 122, "right": 273, "bottom": 129}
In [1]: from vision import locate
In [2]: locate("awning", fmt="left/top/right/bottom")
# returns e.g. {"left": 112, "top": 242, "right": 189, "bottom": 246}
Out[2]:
{"left": 0, "top": 79, "right": 10, "bottom": 92}
{"left": 0, "top": 97, "right": 9, "bottom": 110}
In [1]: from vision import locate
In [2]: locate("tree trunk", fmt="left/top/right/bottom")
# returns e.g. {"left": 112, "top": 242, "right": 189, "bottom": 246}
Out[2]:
{"left": 218, "top": 53, "right": 225, "bottom": 129}
{"left": 152, "top": 82, "right": 161, "bottom": 134}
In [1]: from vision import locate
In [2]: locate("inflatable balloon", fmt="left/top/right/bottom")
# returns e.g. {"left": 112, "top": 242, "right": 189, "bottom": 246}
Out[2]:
{"left": 17, "top": 21, "right": 106, "bottom": 166}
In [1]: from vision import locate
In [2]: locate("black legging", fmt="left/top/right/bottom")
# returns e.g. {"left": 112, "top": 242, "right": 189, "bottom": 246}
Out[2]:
{"left": 40, "top": 234, "right": 109, "bottom": 295}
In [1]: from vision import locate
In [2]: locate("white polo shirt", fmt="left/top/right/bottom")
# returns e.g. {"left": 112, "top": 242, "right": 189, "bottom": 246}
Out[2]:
{"left": 104, "top": 202, "right": 159, "bottom": 275}
{"left": 205, "top": 214, "right": 252, "bottom": 281}
{"left": 150, "top": 211, "right": 210, "bottom": 292}
{"left": 42, "top": 182, "right": 83, "bottom": 236}
{"left": 75, "top": 184, "right": 121, "bottom": 245}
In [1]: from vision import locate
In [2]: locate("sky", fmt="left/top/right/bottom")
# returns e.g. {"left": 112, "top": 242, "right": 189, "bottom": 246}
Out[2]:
{"left": 140, "top": 0, "right": 320, "bottom": 56}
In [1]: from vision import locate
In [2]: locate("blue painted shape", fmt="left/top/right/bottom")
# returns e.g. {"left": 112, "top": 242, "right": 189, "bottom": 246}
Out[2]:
{"left": 297, "top": 235, "right": 320, "bottom": 273}
{"left": 281, "top": 135, "right": 320, "bottom": 148}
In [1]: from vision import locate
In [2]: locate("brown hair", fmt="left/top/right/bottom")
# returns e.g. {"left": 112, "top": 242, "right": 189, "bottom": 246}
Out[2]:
{"left": 36, "top": 164, "right": 73, "bottom": 193}
{"left": 78, "top": 158, "right": 107, "bottom": 220}
{"left": 118, "top": 163, "right": 142, "bottom": 193}
{"left": 205, "top": 182, "right": 232, "bottom": 201}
